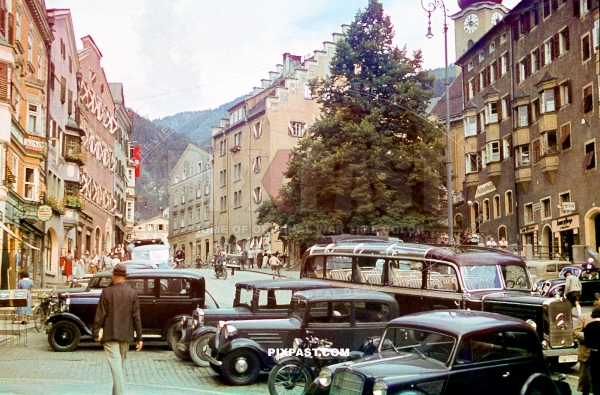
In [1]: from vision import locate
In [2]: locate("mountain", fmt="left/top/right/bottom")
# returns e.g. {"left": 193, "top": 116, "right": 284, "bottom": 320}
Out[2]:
{"left": 429, "top": 65, "right": 457, "bottom": 98}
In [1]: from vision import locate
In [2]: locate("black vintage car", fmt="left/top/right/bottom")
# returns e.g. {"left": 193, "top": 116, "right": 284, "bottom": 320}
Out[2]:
{"left": 205, "top": 288, "right": 399, "bottom": 386}
{"left": 301, "top": 240, "right": 577, "bottom": 366}
{"left": 536, "top": 265, "right": 600, "bottom": 304}
{"left": 46, "top": 268, "right": 217, "bottom": 352}
{"left": 308, "top": 310, "right": 570, "bottom": 395}
{"left": 174, "top": 279, "right": 332, "bottom": 364}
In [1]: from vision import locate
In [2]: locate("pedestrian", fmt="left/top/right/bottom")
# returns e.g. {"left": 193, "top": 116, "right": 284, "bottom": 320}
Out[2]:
{"left": 583, "top": 258, "right": 597, "bottom": 273}
{"left": 111, "top": 252, "right": 121, "bottom": 268}
{"left": 73, "top": 256, "right": 85, "bottom": 280}
{"left": 16, "top": 271, "right": 34, "bottom": 324}
{"left": 195, "top": 254, "right": 203, "bottom": 269}
{"left": 64, "top": 250, "right": 74, "bottom": 282}
{"left": 92, "top": 264, "right": 143, "bottom": 395}
{"left": 574, "top": 299, "right": 600, "bottom": 395}
{"left": 103, "top": 250, "right": 114, "bottom": 271}
{"left": 269, "top": 252, "right": 282, "bottom": 279}
{"left": 83, "top": 251, "right": 91, "bottom": 273}
{"left": 90, "top": 251, "right": 100, "bottom": 274}
{"left": 247, "top": 247, "right": 255, "bottom": 268}
{"left": 263, "top": 250, "right": 270, "bottom": 269}
{"left": 583, "top": 307, "right": 600, "bottom": 395}
{"left": 256, "top": 249, "right": 263, "bottom": 269}
{"left": 486, "top": 236, "right": 497, "bottom": 248}
{"left": 174, "top": 249, "right": 184, "bottom": 268}
{"left": 115, "top": 244, "right": 126, "bottom": 260}
{"left": 565, "top": 269, "right": 583, "bottom": 316}
{"left": 498, "top": 237, "right": 508, "bottom": 250}
{"left": 241, "top": 249, "right": 247, "bottom": 270}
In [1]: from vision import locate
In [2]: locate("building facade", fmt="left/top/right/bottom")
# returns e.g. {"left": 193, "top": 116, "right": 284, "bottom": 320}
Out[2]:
{"left": 131, "top": 215, "right": 168, "bottom": 243}
{"left": 211, "top": 31, "right": 342, "bottom": 257}
{"left": 455, "top": 0, "right": 599, "bottom": 259}
{"left": 168, "top": 143, "right": 213, "bottom": 263}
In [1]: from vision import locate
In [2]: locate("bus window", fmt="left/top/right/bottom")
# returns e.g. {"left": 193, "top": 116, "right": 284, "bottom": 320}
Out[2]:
{"left": 326, "top": 256, "right": 352, "bottom": 282}
{"left": 304, "top": 256, "right": 325, "bottom": 279}
{"left": 356, "top": 257, "right": 382, "bottom": 284}
{"left": 427, "top": 262, "right": 458, "bottom": 291}
{"left": 389, "top": 260, "right": 423, "bottom": 287}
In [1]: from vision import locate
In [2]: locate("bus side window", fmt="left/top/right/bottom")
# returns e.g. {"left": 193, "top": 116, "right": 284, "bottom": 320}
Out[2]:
{"left": 304, "top": 256, "right": 325, "bottom": 279}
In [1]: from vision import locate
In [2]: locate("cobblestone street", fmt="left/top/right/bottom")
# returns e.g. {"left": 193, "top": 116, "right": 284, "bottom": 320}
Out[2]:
{"left": 0, "top": 330, "right": 268, "bottom": 395}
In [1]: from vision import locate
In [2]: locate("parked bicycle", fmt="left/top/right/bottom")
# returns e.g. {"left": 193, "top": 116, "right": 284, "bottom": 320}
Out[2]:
{"left": 33, "top": 291, "right": 60, "bottom": 332}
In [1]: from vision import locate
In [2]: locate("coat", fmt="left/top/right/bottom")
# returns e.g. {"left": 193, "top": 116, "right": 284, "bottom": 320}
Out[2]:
{"left": 92, "top": 282, "right": 142, "bottom": 343}
{"left": 574, "top": 312, "right": 596, "bottom": 361}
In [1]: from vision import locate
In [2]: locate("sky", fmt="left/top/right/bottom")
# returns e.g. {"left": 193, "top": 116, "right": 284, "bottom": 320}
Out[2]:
{"left": 45, "top": 0, "right": 520, "bottom": 120}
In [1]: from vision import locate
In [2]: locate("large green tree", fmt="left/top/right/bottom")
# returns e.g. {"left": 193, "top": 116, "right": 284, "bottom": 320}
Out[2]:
{"left": 258, "top": 0, "right": 444, "bottom": 245}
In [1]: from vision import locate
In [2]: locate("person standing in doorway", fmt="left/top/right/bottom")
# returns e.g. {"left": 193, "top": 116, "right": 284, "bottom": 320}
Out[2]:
{"left": 565, "top": 269, "right": 583, "bottom": 316}
{"left": 93, "top": 264, "right": 143, "bottom": 395}
{"left": 574, "top": 299, "right": 600, "bottom": 395}
{"left": 16, "top": 271, "right": 34, "bottom": 324}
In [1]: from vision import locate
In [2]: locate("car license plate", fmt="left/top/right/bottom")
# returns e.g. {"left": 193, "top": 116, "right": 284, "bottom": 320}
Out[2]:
{"left": 558, "top": 355, "right": 577, "bottom": 363}
{"left": 176, "top": 343, "right": 187, "bottom": 352}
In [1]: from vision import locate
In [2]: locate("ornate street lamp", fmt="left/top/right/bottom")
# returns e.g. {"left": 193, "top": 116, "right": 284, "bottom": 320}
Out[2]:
{"left": 422, "top": 0, "right": 453, "bottom": 244}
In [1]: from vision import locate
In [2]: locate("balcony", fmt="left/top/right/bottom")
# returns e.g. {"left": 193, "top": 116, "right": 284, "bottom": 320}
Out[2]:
{"left": 538, "top": 112, "right": 557, "bottom": 133}
{"left": 486, "top": 162, "right": 502, "bottom": 185}
{"left": 63, "top": 195, "right": 85, "bottom": 210}
{"left": 515, "top": 167, "right": 532, "bottom": 193}
{"left": 64, "top": 152, "right": 86, "bottom": 165}
{"left": 513, "top": 127, "right": 530, "bottom": 146}
{"left": 539, "top": 151, "right": 559, "bottom": 183}
{"left": 46, "top": 196, "right": 65, "bottom": 215}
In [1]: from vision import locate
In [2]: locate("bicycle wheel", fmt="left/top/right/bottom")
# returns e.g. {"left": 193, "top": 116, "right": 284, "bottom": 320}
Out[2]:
{"left": 33, "top": 304, "right": 46, "bottom": 332}
{"left": 268, "top": 360, "right": 313, "bottom": 395}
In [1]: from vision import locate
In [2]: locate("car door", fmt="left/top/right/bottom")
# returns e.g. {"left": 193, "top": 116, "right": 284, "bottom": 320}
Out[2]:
{"left": 352, "top": 301, "right": 391, "bottom": 349}
{"left": 154, "top": 277, "right": 197, "bottom": 325}
{"left": 304, "top": 301, "right": 354, "bottom": 350}
{"left": 252, "top": 289, "right": 294, "bottom": 320}
{"left": 125, "top": 277, "right": 157, "bottom": 332}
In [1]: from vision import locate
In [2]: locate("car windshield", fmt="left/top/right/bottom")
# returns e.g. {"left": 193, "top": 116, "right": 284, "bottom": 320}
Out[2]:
{"left": 233, "top": 287, "right": 253, "bottom": 308}
{"left": 559, "top": 267, "right": 582, "bottom": 278}
{"left": 460, "top": 265, "right": 502, "bottom": 290}
{"left": 380, "top": 326, "right": 456, "bottom": 366}
{"left": 290, "top": 298, "right": 307, "bottom": 320}
{"left": 501, "top": 264, "right": 531, "bottom": 290}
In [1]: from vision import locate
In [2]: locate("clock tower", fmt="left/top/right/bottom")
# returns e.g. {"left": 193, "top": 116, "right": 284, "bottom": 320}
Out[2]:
{"left": 451, "top": 0, "right": 509, "bottom": 61}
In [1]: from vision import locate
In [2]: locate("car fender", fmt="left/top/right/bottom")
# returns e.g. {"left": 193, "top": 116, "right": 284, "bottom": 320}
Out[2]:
{"left": 190, "top": 326, "right": 218, "bottom": 341}
{"left": 163, "top": 315, "right": 190, "bottom": 336}
{"left": 46, "top": 313, "right": 92, "bottom": 337}
{"left": 519, "top": 373, "right": 561, "bottom": 395}
{"left": 219, "top": 337, "right": 272, "bottom": 368}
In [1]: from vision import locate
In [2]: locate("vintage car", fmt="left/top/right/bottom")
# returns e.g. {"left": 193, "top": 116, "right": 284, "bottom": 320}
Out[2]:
{"left": 46, "top": 268, "right": 217, "bottom": 352}
{"left": 527, "top": 261, "right": 570, "bottom": 283}
{"left": 308, "top": 310, "right": 570, "bottom": 395}
{"left": 300, "top": 240, "right": 577, "bottom": 366}
{"left": 205, "top": 288, "right": 399, "bottom": 386}
{"left": 536, "top": 265, "right": 600, "bottom": 304}
{"left": 174, "top": 279, "right": 332, "bottom": 364}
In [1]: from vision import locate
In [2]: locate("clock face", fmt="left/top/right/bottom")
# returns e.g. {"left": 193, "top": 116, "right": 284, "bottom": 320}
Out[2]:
{"left": 464, "top": 13, "right": 479, "bottom": 34}
{"left": 491, "top": 12, "right": 503, "bottom": 26}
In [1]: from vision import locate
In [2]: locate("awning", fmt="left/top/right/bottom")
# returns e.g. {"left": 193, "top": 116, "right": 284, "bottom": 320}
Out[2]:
{"left": 0, "top": 222, "right": 40, "bottom": 250}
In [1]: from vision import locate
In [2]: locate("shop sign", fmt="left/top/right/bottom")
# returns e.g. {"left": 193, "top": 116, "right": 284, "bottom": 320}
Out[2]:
{"left": 552, "top": 214, "right": 579, "bottom": 233}
{"left": 196, "top": 227, "right": 213, "bottom": 238}
{"left": 532, "top": 203, "right": 541, "bottom": 211}
{"left": 562, "top": 202, "right": 575, "bottom": 211}
{"left": 474, "top": 181, "right": 496, "bottom": 199}
{"left": 37, "top": 205, "right": 53, "bottom": 221}
{"left": 24, "top": 134, "right": 46, "bottom": 152}
{"left": 519, "top": 224, "right": 538, "bottom": 234}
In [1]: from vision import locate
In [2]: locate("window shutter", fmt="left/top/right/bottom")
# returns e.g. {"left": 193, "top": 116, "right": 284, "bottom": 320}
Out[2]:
{"left": 512, "top": 21, "right": 519, "bottom": 40}
{"left": 539, "top": 45, "right": 545, "bottom": 65}
{"left": 50, "top": 62, "right": 55, "bottom": 90}
{"left": 554, "top": 86, "right": 561, "bottom": 109}
{"left": 527, "top": 103, "right": 533, "bottom": 125}
{"left": 477, "top": 151, "right": 483, "bottom": 170}
{"left": 552, "top": 34, "right": 559, "bottom": 60}
{"left": 60, "top": 76, "right": 66, "bottom": 103}
{"left": 567, "top": 81, "right": 572, "bottom": 103}
{"left": 574, "top": 1, "right": 580, "bottom": 17}
{"left": 533, "top": 139, "right": 541, "bottom": 163}
{"left": 564, "top": 27, "right": 570, "bottom": 51}
{"left": 497, "top": 99, "right": 502, "bottom": 120}
{"left": 524, "top": 56, "right": 530, "bottom": 76}
{"left": 0, "top": 61, "right": 7, "bottom": 101}
{"left": 7, "top": 12, "right": 12, "bottom": 44}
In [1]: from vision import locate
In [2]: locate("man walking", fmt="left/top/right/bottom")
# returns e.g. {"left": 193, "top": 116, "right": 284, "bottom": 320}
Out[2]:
{"left": 93, "top": 264, "right": 143, "bottom": 395}
{"left": 574, "top": 299, "right": 600, "bottom": 395}
{"left": 565, "top": 269, "right": 583, "bottom": 316}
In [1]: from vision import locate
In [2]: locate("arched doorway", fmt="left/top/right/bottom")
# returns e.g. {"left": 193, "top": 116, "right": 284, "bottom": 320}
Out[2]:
{"left": 541, "top": 225, "right": 553, "bottom": 260}
{"left": 584, "top": 207, "right": 600, "bottom": 254}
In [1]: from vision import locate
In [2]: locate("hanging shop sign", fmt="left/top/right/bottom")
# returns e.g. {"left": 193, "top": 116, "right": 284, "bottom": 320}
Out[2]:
{"left": 519, "top": 224, "right": 538, "bottom": 234}
{"left": 24, "top": 134, "right": 46, "bottom": 153}
{"left": 37, "top": 205, "right": 53, "bottom": 221}
{"left": 474, "top": 181, "right": 496, "bottom": 199}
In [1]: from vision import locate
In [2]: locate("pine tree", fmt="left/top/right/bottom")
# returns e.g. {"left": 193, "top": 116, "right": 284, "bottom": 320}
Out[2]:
{"left": 257, "top": 0, "right": 444, "bottom": 244}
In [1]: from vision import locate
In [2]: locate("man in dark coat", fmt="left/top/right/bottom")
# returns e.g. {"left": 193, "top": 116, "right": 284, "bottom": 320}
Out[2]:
{"left": 93, "top": 264, "right": 143, "bottom": 395}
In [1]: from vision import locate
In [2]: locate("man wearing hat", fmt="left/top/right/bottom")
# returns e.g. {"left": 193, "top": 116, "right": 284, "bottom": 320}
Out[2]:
{"left": 565, "top": 268, "right": 583, "bottom": 316}
{"left": 93, "top": 264, "right": 143, "bottom": 395}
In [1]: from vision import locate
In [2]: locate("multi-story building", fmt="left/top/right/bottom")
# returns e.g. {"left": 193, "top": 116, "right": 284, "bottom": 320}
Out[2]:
{"left": 131, "top": 215, "right": 169, "bottom": 243}
{"left": 454, "top": 0, "right": 599, "bottom": 259}
{"left": 0, "top": 0, "right": 53, "bottom": 289}
{"left": 76, "top": 36, "right": 119, "bottom": 259}
{"left": 211, "top": 32, "right": 341, "bottom": 257}
{"left": 168, "top": 143, "right": 213, "bottom": 262}
{"left": 44, "top": 8, "right": 84, "bottom": 285}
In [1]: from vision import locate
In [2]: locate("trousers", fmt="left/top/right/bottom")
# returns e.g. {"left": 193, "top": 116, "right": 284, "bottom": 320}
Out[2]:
{"left": 103, "top": 341, "right": 129, "bottom": 395}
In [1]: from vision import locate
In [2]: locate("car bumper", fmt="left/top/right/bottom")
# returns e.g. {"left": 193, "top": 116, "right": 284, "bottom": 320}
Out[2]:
{"left": 203, "top": 344, "right": 222, "bottom": 366}
{"left": 176, "top": 318, "right": 193, "bottom": 352}
{"left": 306, "top": 378, "right": 330, "bottom": 395}
{"left": 543, "top": 347, "right": 578, "bottom": 360}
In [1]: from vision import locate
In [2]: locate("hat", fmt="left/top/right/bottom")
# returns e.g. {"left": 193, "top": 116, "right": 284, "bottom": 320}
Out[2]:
{"left": 564, "top": 268, "right": 571, "bottom": 274}
{"left": 113, "top": 264, "right": 127, "bottom": 276}
{"left": 589, "top": 258, "right": 595, "bottom": 264}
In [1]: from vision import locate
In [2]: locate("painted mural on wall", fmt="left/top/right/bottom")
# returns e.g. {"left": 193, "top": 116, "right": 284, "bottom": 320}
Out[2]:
{"left": 79, "top": 80, "right": 119, "bottom": 134}
{"left": 80, "top": 170, "right": 117, "bottom": 212}
{"left": 81, "top": 130, "right": 116, "bottom": 172}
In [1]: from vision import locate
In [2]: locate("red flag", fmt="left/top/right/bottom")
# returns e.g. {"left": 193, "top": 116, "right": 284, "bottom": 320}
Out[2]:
{"left": 133, "top": 146, "right": 141, "bottom": 177}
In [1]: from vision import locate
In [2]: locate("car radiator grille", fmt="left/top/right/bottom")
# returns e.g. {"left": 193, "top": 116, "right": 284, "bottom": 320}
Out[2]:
{"left": 330, "top": 370, "right": 364, "bottom": 395}
{"left": 547, "top": 299, "right": 574, "bottom": 348}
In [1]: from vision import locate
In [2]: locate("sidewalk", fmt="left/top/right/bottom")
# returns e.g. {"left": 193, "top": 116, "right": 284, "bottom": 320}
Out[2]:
{"left": 237, "top": 265, "right": 301, "bottom": 279}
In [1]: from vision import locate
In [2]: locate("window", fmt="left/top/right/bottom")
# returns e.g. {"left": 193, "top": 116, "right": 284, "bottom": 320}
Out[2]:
{"left": 584, "top": 141, "right": 596, "bottom": 170}
{"left": 253, "top": 187, "right": 262, "bottom": 203}
{"left": 219, "top": 139, "right": 227, "bottom": 156}
{"left": 560, "top": 81, "right": 571, "bottom": 106}
{"left": 493, "top": 195, "right": 501, "bottom": 219}
{"left": 503, "top": 135, "right": 512, "bottom": 159}
{"left": 486, "top": 101, "right": 498, "bottom": 123}
{"left": 219, "top": 170, "right": 227, "bottom": 187}
{"left": 289, "top": 121, "right": 306, "bottom": 137}
{"left": 541, "top": 131, "right": 557, "bottom": 156}
{"left": 559, "top": 192, "right": 571, "bottom": 216}
{"left": 180, "top": 190, "right": 185, "bottom": 204}
{"left": 543, "top": 0, "right": 551, "bottom": 18}
{"left": 233, "top": 162, "right": 241, "bottom": 181}
{"left": 478, "top": 51, "right": 485, "bottom": 63}
{"left": 501, "top": 96, "right": 510, "bottom": 120}
{"left": 180, "top": 215, "right": 185, "bottom": 228}
{"left": 558, "top": 27, "right": 569, "bottom": 55}
{"left": 196, "top": 184, "right": 201, "bottom": 198}
{"left": 541, "top": 197, "right": 551, "bottom": 219}
{"left": 483, "top": 199, "right": 490, "bottom": 221}
{"left": 467, "top": 79, "right": 474, "bottom": 99}
{"left": 126, "top": 202, "right": 133, "bottom": 221}
{"left": 24, "top": 167, "right": 37, "bottom": 200}
{"left": 146, "top": 224, "right": 154, "bottom": 232}
{"left": 253, "top": 156, "right": 261, "bottom": 173}
{"left": 479, "top": 71, "right": 485, "bottom": 91}
{"left": 234, "top": 131, "right": 242, "bottom": 147}
{"left": 253, "top": 122, "right": 262, "bottom": 139}
{"left": 196, "top": 207, "right": 201, "bottom": 222}
{"left": 487, "top": 141, "right": 500, "bottom": 162}
{"left": 517, "top": 105, "right": 528, "bottom": 127}
{"left": 489, "top": 42, "right": 495, "bottom": 54}
{"left": 204, "top": 179, "right": 210, "bottom": 195}
{"left": 467, "top": 61, "right": 473, "bottom": 71}
{"left": 27, "top": 29, "right": 32, "bottom": 62}
{"left": 515, "top": 145, "right": 530, "bottom": 167}
{"left": 530, "top": 50, "right": 538, "bottom": 74}
{"left": 204, "top": 204, "right": 209, "bottom": 220}
{"left": 188, "top": 210, "right": 193, "bottom": 225}
{"left": 198, "top": 162, "right": 202, "bottom": 173}
{"left": 465, "top": 116, "right": 477, "bottom": 137}
{"left": 505, "top": 190, "right": 514, "bottom": 215}
{"left": 182, "top": 169, "right": 186, "bottom": 180}
{"left": 500, "top": 53, "right": 508, "bottom": 75}
{"left": 541, "top": 89, "right": 555, "bottom": 113}
{"left": 583, "top": 85, "right": 593, "bottom": 114}
{"left": 594, "top": 19, "right": 599, "bottom": 53}
{"left": 234, "top": 190, "right": 242, "bottom": 208}
{"left": 158, "top": 224, "right": 164, "bottom": 231}
{"left": 189, "top": 165, "right": 194, "bottom": 177}
{"left": 27, "top": 104, "right": 38, "bottom": 134}
{"left": 220, "top": 196, "right": 227, "bottom": 212}
{"left": 518, "top": 59, "right": 526, "bottom": 83}
{"left": 524, "top": 203, "right": 534, "bottom": 223}
{"left": 489, "top": 62, "right": 496, "bottom": 83}
{"left": 543, "top": 39, "right": 552, "bottom": 66}
{"left": 559, "top": 123, "right": 571, "bottom": 150}
{"left": 500, "top": 32, "right": 507, "bottom": 44}
{"left": 582, "top": 34, "right": 591, "bottom": 62}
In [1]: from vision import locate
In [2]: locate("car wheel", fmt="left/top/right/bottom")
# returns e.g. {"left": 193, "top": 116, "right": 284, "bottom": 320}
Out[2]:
{"left": 268, "top": 360, "right": 313, "bottom": 395}
{"left": 48, "top": 321, "right": 81, "bottom": 352}
{"left": 209, "top": 362, "right": 222, "bottom": 375}
{"left": 190, "top": 332, "right": 215, "bottom": 367}
{"left": 170, "top": 323, "right": 191, "bottom": 361}
{"left": 221, "top": 349, "right": 261, "bottom": 386}
{"left": 165, "top": 322, "right": 180, "bottom": 350}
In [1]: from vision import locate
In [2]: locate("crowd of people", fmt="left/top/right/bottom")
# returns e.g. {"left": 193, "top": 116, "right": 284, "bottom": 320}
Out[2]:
{"left": 61, "top": 244, "right": 127, "bottom": 282}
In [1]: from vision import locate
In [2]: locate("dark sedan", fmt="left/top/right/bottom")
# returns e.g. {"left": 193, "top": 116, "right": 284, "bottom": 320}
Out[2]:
{"left": 308, "top": 310, "right": 570, "bottom": 395}
{"left": 536, "top": 265, "right": 600, "bottom": 304}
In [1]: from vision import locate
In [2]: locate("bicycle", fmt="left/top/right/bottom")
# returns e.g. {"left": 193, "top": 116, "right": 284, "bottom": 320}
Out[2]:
{"left": 33, "top": 291, "right": 60, "bottom": 332}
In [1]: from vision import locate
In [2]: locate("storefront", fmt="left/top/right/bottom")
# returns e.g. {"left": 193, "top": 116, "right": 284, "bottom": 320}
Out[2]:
{"left": 552, "top": 214, "right": 579, "bottom": 262}
{"left": 519, "top": 224, "right": 538, "bottom": 257}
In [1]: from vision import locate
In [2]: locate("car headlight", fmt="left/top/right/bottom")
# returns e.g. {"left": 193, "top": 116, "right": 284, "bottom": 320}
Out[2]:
{"left": 373, "top": 380, "right": 388, "bottom": 395}
{"left": 192, "top": 319, "right": 199, "bottom": 330}
{"left": 197, "top": 309, "right": 205, "bottom": 327}
{"left": 318, "top": 368, "right": 332, "bottom": 387}
{"left": 525, "top": 319, "right": 537, "bottom": 331}
{"left": 225, "top": 324, "right": 237, "bottom": 340}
